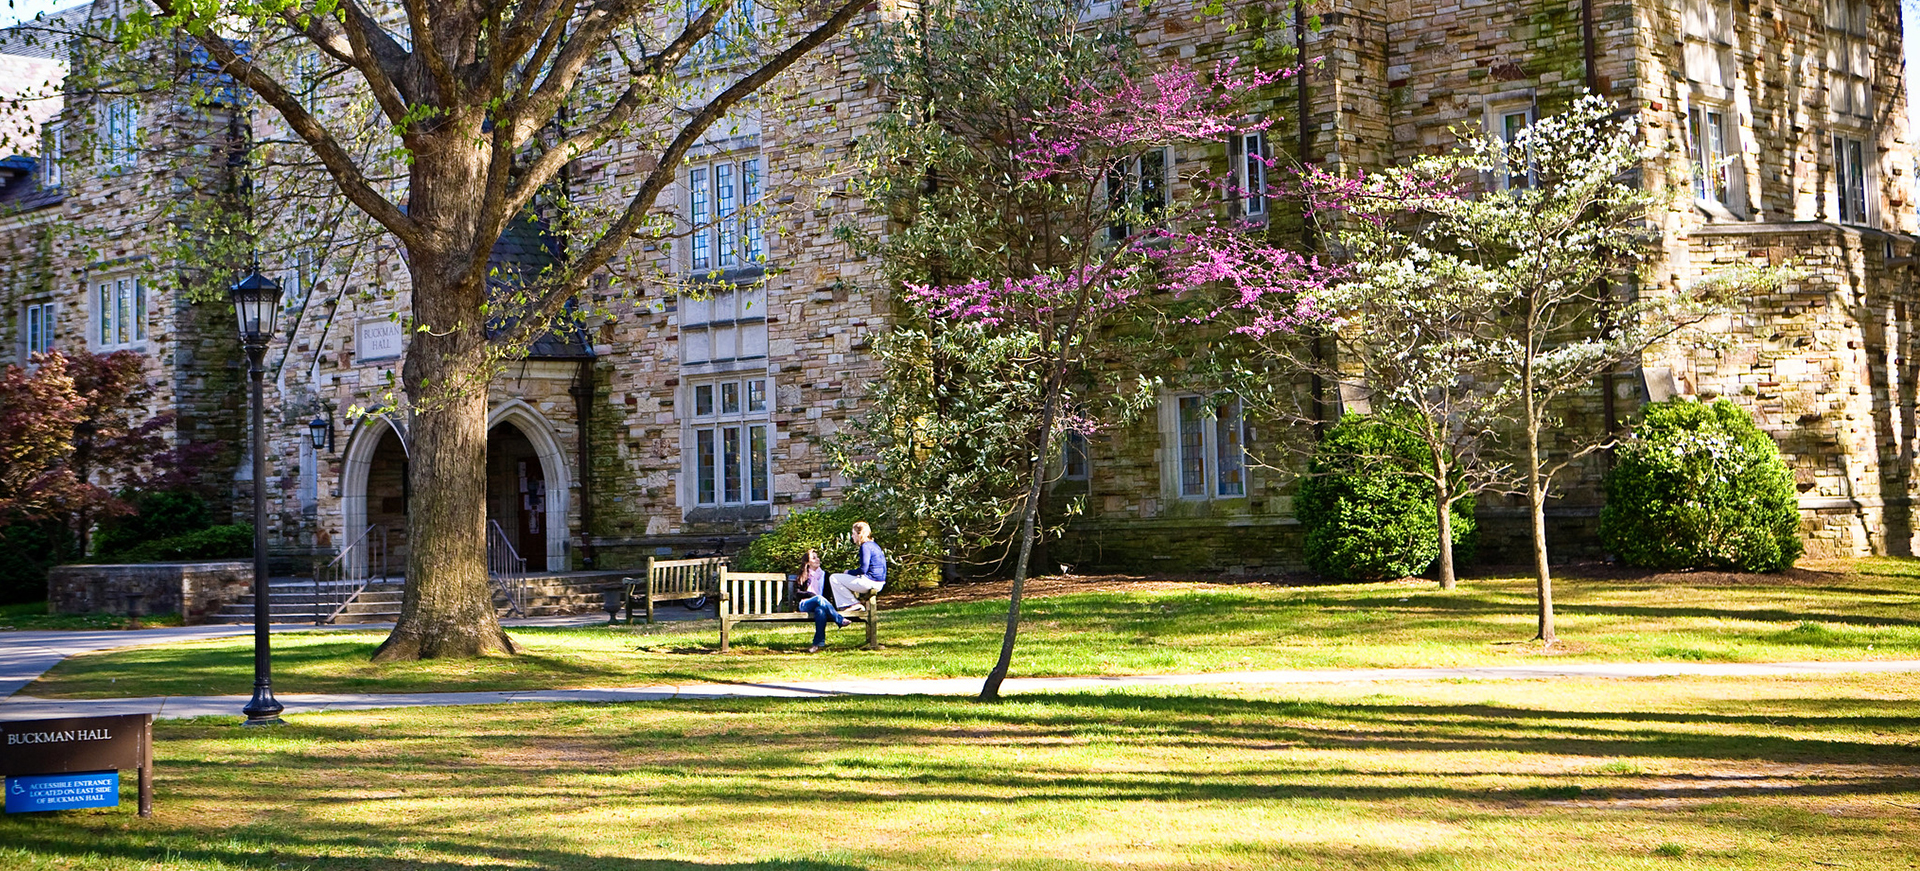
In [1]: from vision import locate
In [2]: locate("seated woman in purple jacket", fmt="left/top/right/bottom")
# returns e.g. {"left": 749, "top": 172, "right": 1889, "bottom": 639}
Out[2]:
{"left": 795, "top": 548, "right": 847, "bottom": 653}
{"left": 828, "top": 521, "right": 887, "bottom": 613}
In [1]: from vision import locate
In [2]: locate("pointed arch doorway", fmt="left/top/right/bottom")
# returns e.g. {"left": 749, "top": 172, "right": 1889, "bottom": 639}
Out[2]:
{"left": 485, "top": 402, "right": 572, "bottom": 573}
{"left": 338, "top": 403, "right": 572, "bottom": 577}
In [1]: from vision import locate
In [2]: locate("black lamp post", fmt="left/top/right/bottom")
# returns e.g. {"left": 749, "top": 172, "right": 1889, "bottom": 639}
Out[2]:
{"left": 233, "top": 269, "right": 285, "bottom": 727}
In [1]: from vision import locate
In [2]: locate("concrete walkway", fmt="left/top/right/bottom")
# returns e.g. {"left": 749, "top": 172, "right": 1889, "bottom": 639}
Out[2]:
{"left": 5, "top": 658, "right": 1919, "bottom": 722}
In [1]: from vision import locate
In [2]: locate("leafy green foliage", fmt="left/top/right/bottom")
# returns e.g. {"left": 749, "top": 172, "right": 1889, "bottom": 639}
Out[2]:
{"left": 0, "top": 520, "right": 74, "bottom": 604}
{"left": 832, "top": 323, "right": 1061, "bottom": 583}
{"left": 736, "top": 505, "right": 861, "bottom": 581}
{"left": 1296, "top": 413, "right": 1476, "bottom": 582}
{"left": 1601, "top": 399, "right": 1802, "bottom": 572}
{"left": 94, "top": 524, "right": 253, "bottom": 565}
{"left": 92, "top": 489, "right": 214, "bottom": 559}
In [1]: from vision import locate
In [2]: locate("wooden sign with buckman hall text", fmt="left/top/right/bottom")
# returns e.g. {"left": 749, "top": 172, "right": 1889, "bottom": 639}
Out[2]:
{"left": 1, "top": 714, "right": 153, "bottom": 816}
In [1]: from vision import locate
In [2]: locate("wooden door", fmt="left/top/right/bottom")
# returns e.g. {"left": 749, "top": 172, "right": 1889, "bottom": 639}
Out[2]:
{"left": 517, "top": 458, "right": 547, "bottom": 571}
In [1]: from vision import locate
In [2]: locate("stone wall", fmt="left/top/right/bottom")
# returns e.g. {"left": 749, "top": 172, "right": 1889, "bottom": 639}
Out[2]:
{"left": 47, "top": 561, "right": 251, "bottom": 623}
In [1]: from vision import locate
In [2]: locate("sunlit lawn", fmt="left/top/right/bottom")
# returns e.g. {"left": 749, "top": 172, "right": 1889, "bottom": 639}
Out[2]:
{"left": 22, "top": 558, "right": 1920, "bottom": 699}
{"left": 2, "top": 674, "right": 1917, "bottom": 869}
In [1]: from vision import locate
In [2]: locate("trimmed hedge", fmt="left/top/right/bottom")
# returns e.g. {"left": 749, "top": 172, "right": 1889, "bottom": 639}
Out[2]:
{"left": 1296, "top": 413, "right": 1476, "bottom": 582}
{"left": 1600, "top": 399, "right": 1802, "bottom": 572}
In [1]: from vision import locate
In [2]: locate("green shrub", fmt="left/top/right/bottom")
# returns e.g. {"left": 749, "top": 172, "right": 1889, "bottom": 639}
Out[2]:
{"left": 1600, "top": 399, "right": 1802, "bottom": 572}
{"left": 0, "top": 520, "right": 74, "bottom": 604}
{"left": 104, "top": 524, "right": 253, "bottom": 564}
{"left": 93, "top": 490, "right": 214, "bottom": 559}
{"left": 1295, "top": 413, "right": 1476, "bottom": 582}
{"left": 738, "top": 505, "right": 937, "bottom": 591}
{"left": 737, "top": 505, "right": 863, "bottom": 579}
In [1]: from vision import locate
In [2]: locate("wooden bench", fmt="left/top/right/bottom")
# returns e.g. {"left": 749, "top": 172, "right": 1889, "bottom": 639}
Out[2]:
{"left": 619, "top": 556, "right": 724, "bottom": 624}
{"left": 718, "top": 567, "right": 878, "bottom": 653}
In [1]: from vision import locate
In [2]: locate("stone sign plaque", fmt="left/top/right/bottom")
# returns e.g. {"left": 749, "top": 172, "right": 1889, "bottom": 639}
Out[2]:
{"left": 356, "top": 319, "right": 405, "bottom": 361}
{"left": 1, "top": 714, "right": 152, "bottom": 816}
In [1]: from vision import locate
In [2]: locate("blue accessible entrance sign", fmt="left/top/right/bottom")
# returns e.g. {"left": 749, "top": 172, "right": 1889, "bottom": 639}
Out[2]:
{"left": 6, "top": 771, "right": 119, "bottom": 812}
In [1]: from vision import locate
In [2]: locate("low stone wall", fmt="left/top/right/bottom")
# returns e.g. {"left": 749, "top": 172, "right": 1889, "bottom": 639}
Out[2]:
{"left": 47, "top": 562, "right": 253, "bottom": 624}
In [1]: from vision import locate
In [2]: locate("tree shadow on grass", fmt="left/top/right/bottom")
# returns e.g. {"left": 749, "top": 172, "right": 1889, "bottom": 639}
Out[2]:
{"left": 0, "top": 827, "right": 878, "bottom": 871}
{"left": 9, "top": 688, "right": 1914, "bottom": 870}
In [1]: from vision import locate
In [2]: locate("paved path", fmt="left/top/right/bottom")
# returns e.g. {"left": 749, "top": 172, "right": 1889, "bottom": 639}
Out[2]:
{"left": 5, "top": 659, "right": 1919, "bottom": 721}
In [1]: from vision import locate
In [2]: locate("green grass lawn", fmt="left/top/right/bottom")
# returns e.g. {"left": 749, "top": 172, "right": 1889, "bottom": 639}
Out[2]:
{"left": 2, "top": 674, "right": 1916, "bottom": 869}
{"left": 22, "top": 558, "right": 1920, "bottom": 699}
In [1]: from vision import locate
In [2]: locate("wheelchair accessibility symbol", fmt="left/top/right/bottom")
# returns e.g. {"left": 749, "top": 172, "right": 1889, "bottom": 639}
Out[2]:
{"left": 8, "top": 780, "right": 21, "bottom": 796}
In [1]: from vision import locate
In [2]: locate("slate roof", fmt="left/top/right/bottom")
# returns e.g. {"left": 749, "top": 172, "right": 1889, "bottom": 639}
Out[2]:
{"left": 485, "top": 214, "right": 592, "bottom": 360}
{"left": 0, "top": 3, "right": 94, "bottom": 60}
{"left": 0, "top": 153, "right": 61, "bottom": 211}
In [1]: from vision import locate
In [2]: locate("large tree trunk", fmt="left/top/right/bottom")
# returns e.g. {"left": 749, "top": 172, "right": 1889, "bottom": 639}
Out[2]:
{"left": 980, "top": 384, "right": 1061, "bottom": 701}
{"left": 373, "top": 135, "right": 517, "bottom": 661}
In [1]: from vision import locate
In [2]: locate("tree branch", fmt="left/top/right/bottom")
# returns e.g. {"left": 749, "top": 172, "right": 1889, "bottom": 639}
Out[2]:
{"left": 499, "top": 0, "right": 868, "bottom": 344}
{"left": 154, "top": 2, "right": 425, "bottom": 247}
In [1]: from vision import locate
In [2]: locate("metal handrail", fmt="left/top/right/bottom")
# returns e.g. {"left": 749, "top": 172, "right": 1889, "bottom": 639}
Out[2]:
{"left": 311, "top": 524, "right": 388, "bottom": 625}
{"left": 487, "top": 519, "right": 528, "bottom": 618}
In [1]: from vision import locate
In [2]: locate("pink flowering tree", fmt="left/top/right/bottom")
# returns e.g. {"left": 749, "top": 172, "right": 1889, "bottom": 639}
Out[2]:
{"left": 855, "top": 0, "right": 1328, "bottom": 700}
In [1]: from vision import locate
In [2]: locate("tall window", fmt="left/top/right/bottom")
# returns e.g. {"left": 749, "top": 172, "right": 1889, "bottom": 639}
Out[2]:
{"left": 100, "top": 99, "right": 137, "bottom": 169}
{"left": 688, "top": 376, "right": 773, "bottom": 506}
{"left": 687, "top": 156, "right": 765, "bottom": 273}
{"left": 1174, "top": 394, "right": 1247, "bottom": 499}
{"left": 41, "top": 123, "right": 61, "bottom": 188}
{"left": 1689, "top": 107, "right": 1731, "bottom": 203}
{"left": 1232, "top": 131, "right": 1266, "bottom": 219}
{"left": 681, "top": 286, "right": 768, "bottom": 364}
{"left": 1834, "top": 135, "right": 1869, "bottom": 224}
{"left": 1681, "top": 0, "right": 1734, "bottom": 89}
{"left": 1497, "top": 108, "right": 1535, "bottom": 190}
{"left": 686, "top": 0, "right": 756, "bottom": 59}
{"left": 94, "top": 276, "right": 145, "bottom": 349}
{"left": 23, "top": 302, "right": 54, "bottom": 356}
{"left": 294, "top": 51, "right": 323, "bottom": 113}
{"left": 1108, "top": 146, "right": 1170, "bottom": 241}
{"left": 1826, "top": 0, "right": 1872, "bottom": 121}
{"left": 1061, "top": 431, "right": 1090, "bottom": 482}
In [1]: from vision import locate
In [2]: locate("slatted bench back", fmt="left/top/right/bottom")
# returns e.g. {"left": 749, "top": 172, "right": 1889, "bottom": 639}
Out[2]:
{"left": 719, "top": 569, "right": 793, "bottom": 617}
{"left": 647, "top": 556, "right": 722, "bottom": 598}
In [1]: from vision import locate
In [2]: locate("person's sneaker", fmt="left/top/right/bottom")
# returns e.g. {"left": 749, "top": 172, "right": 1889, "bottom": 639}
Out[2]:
{"left": 841, "top": 602, "right": 865, "bottom": 615}
{"left": 836, "top": 616, "right": 850, "bottom": 628}
{"left": 807, "top": 644, "right": 823, "bottom": 654}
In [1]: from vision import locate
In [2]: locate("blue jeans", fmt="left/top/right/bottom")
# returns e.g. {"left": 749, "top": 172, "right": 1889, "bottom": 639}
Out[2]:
{"left": 798, "top": 595, "right": 845, "bottom": 646}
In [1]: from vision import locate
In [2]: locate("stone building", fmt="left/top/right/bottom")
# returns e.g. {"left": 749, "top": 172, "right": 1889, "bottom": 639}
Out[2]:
{"left": 0, "top": 2, "right": 249, "bottom": 514}
{"left": 3, "top": 0, "right": 1916, "bottom": 579}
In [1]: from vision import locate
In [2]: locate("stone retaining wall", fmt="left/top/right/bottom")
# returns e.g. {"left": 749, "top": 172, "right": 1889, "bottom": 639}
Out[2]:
{"left": 47, "top": 561, "right": 252, "bottom": 624}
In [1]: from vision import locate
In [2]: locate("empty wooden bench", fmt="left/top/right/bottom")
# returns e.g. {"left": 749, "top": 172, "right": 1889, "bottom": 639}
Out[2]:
{"left": 619, "top": 556, "right": 724, "bottom": 624}
{"left": 718, "top": 567, "right": 878, "bottom": 653}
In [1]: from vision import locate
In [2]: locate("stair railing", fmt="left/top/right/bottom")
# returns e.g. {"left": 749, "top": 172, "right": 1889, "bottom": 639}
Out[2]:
{"left": 311, "top": 525, "right": 389, "bottom": 625}
{"left": 487, "top": 519, "right": 528, "bottom": 618}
